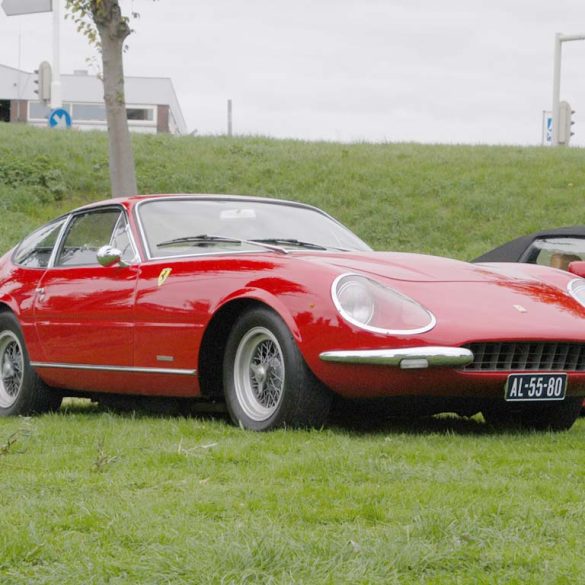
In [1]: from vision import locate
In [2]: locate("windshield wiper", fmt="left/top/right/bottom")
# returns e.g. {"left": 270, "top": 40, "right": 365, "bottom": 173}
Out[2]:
{"left": 156, "top": 234, "right": 288, "bottom": 254}
{"left": 252, "top": 238, "right": 343, "bottom": 251}
{"left": 158, "top": 235, "right": 242, "bottom": 247}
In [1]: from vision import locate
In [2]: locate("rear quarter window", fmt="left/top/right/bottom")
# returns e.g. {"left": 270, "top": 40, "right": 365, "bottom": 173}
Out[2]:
{"left": 13, "top": 219, "right": 66, "bottom": 268}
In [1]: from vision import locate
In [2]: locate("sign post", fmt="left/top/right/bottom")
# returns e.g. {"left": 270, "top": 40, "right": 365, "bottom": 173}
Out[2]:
{"left": 1, "top": 0, "right": 61, "bottom": 109}
{"left": 542, "top": 111, "right": 553, "bottom": 146}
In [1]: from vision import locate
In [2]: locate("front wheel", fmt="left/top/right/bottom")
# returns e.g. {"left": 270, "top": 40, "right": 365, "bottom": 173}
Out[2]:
{"left": 223, "top": 307, "right": 331, "bottom": 431}
{"left": 0, "top": 313, "right": 62, "bottom": 416}
{"left": 483, "top": 397, "right": 583, "bottom": 432}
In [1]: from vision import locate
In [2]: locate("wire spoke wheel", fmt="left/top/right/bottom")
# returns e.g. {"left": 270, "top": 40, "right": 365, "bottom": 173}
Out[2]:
{"left": 0, "top": 330, "right": 24, "bottom": 408}
{"left": 224, "top": 307, "right": 332, "bottom": 430}
{"left": 233, "top": 326, "right": 285, "bottom": 422}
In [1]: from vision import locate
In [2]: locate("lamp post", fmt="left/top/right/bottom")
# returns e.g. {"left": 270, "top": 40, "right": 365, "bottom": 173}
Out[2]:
{"left": 552, "top": 33, "right": 585, "bottom": 146}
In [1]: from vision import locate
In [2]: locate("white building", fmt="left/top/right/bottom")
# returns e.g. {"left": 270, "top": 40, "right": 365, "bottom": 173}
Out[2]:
{"left": 0, "top": 63, "right": 187, "bottom": 134}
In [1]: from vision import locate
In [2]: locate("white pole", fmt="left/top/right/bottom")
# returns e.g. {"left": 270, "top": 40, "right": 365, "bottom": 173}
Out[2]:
{"left": 17, "top": 27, "right": 23, "bottom": 98}
{"left": 50, "top": 0, "right": 62, "bottom": 108}
{"left": 227, "top": 99, "right": 233, "bottom": 136}
{"left": 551, "top": 33, "right": 585, "bottom": 146}
{"left": 552, "top": 33, "right": 562, "bottom": 146}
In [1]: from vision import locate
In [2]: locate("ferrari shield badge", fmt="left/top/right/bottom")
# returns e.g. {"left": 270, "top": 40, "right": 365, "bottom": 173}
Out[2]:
{"left": 158, "top": 268, "right": 172, "bottom": 287}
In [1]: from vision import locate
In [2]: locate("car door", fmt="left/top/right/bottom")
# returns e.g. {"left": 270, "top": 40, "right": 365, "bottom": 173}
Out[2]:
{"left": 33, "top": 207, "right": 139, "bottom": 387}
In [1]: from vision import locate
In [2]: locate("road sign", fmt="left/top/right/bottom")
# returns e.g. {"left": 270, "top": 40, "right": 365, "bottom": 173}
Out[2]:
{"left": 48, "top": 108, "right": 71, "bottom": 129}
{"left": 543, "top": 111, "right": 553, "bottom": 146}
{"left": 1, "top": 0, "right": 52, "bottom": 16}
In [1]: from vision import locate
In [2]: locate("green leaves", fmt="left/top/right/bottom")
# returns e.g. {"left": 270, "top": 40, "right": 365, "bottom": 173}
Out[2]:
{"left": 65, "top": 0, "right": 99, "bottom": 47}
{"left": 65, "top": 0, "right": 135, "bottom": 47}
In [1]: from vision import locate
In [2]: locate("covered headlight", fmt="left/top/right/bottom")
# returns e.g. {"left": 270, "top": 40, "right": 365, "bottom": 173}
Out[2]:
{"left": 332, "top": 273, "right": 436, "bottom": 334}
{"left": 568, "top": 278, "right": 585, "bottom": 308}
{"left": 335, "top": 277, "right": 375, "bottom": 326}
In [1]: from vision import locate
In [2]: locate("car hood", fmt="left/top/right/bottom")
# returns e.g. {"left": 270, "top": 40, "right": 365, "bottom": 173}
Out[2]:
{"left": 294, "top": 252, "right": 585, "bottom": 342}
{"left": 302, "top": 251, "right": 527, "bottom": 283}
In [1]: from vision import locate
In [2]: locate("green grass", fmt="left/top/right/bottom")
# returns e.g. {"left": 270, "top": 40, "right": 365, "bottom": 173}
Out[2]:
{"left": 2, "top": 124, "right": 585, "bottom": 259}
{"left": 2, "top": 123, "right": 585, "bottom": 583}
{"left": 1, "top": 406, "right": 584, "bottom": 584}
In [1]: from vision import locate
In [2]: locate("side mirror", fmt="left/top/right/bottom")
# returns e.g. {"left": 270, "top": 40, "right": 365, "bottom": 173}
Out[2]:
{"left": 568, "top": 261, "right": 585, "bottom": 278}
{"left": 97, "top": 245, "right": 128, "bottom": 268}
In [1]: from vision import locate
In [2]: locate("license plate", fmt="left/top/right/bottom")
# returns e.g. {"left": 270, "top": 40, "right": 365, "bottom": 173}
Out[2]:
{"left": 505, "top": 373, "right": 567, "bottom": 402}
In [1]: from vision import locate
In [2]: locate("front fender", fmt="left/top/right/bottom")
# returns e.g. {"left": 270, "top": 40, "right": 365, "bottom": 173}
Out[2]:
{"left": 213, "top": 286, "right": 303, "bottom": 342}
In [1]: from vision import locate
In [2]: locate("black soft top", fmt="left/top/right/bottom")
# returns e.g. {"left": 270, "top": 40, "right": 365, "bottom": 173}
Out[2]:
{"left": 473, "top": 226, "right": 585, "bottom": 263}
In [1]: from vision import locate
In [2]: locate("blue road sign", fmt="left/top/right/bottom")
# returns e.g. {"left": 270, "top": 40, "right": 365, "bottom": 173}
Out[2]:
{"left": 49, "top": 108, "right": 72, "bottom": 129}
{"left": 545, "top": 112, "right": 553, "bottom": 145}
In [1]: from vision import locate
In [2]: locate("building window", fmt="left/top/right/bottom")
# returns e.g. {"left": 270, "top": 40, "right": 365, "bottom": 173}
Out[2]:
{"left": 29, "top": 101, "right": 71, "bottom": 120}
{"left": 72, "top": 103, "right": 107, "bottom": 121}
{"left": 28, "top": 101, "right": 158, "bottom": 126}
{"left": 127, "top": 107, "right": 154, "bottom": 121}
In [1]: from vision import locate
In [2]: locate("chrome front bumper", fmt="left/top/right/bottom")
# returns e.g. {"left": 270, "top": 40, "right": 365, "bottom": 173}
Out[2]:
{"left": 319, "top": 346, "right": 474, "bottom": 369}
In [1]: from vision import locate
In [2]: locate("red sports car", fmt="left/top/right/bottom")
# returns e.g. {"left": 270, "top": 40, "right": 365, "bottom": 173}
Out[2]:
{"left": 475, "top": 227, "right": 585, "bottom": 413}
{"left": 1, "top": 194, "right": 585, "bottom": 431}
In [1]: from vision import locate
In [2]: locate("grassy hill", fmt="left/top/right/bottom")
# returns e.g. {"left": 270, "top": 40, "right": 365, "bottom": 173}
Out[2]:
{"left": 2, "top": 123, "right": 585, "bottom": 259}
{"left": 1, "top": 123, "right": 585, "bottom": 584}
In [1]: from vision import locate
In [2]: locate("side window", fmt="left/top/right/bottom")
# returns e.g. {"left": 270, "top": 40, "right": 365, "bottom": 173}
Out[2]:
{"left": 56, "top": 209, "right": 122, "bottom": 267}
{"left": 13, "top": 219, "right": 66, "bottom": 268}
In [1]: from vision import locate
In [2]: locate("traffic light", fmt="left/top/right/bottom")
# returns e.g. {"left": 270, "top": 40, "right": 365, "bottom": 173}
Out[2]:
{"left": 558, "top": 100, "right": 575, "bottom": 145}
{"left": 33, "top": 61, "right": 52, "bottom": 103}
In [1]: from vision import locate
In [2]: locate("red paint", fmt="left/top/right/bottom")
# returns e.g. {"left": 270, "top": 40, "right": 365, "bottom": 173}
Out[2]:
{"left": 0, "top": 194, "right": 585, "bottom": 403}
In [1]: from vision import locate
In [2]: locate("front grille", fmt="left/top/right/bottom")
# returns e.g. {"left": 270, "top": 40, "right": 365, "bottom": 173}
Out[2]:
{"left": 463, "top": 342, "right": 585, "bottom": 372}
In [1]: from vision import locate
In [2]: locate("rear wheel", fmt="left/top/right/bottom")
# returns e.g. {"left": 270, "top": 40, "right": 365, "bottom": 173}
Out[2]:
{"left": 0, "top": 313, "right": 61, "bottom": 416}
{"left": 223, "top": 307, "right": 331, "bottom": 431}
{"left": 483, "top": 397, "right": 582, "bottom": 432}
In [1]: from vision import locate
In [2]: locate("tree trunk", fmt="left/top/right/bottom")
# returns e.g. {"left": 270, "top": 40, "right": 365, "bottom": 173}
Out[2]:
{"left": 93, "top": 1, "right": 138, "bottom": 198}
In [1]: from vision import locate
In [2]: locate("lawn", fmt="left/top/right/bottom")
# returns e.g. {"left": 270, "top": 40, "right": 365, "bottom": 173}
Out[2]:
{"left": 1, "top": 124, "right": 585, "bottom": 583}
{"left": 0, "top": 404, "right": 583, "bottom": 584}
{"left": 2, "top": 124, "right": 585, "bottom": 260}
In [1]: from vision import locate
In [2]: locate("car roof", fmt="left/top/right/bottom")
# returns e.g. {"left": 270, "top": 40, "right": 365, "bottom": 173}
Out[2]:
{"left": 473, "top": 226, "right": 585, "bottom": 262}
{"left": 72, "top": 193, "right": 324, "bottom": 214}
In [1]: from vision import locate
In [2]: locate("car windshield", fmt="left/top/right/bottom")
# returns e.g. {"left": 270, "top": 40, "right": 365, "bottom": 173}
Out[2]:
{"left": 138, "top": 198, "right": 371, "bottom": 259}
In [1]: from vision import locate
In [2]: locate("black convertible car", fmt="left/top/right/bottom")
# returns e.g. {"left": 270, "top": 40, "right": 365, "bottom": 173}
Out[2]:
{"left": 474, "top": 226, "right": 585, "bottom": 270}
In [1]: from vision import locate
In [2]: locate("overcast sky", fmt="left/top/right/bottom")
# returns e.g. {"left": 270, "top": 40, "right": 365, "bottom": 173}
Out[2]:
{"left": 1, "top": 0, "right": 585, "bottom": 145}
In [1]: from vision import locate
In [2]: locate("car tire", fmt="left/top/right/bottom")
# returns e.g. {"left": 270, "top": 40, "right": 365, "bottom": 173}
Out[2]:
{"left": 223, "top": 307, "right": 332, "bottom": 431}
{"left": 483, "top": 397, "right": 583, "bottom": 432}
{"left": 0, "top": 313, "right": 62, "bottom": 416}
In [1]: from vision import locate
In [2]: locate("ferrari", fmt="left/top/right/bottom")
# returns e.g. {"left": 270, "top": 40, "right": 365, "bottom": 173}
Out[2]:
{"left": 475, "top": 225, "right": 585, "bottom": 414}
{"left": 2, "top": 194, "right": 585, "bottom": 431}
